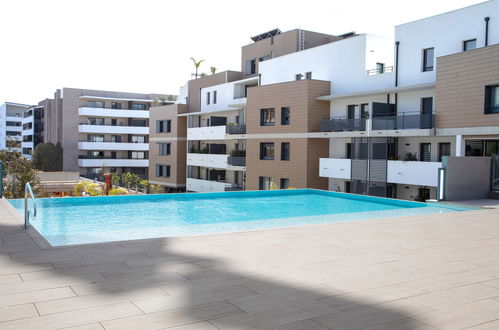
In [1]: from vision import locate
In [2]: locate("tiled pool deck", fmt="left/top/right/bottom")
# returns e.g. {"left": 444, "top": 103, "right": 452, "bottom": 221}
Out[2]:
{"left": 1, "top": 198, "right": 499, "bottom": 329}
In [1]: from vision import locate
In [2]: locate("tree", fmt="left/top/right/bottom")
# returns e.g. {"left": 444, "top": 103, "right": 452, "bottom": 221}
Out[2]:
{"left": 4, "top": 157, "right": 37, "bottom": 198}
{"left": 210, "top": 66, "right": 217, "bottom": 75}
{"left": 190, "top": 57, "right": 204, "bottom": 79}
{"left": 32, "top": 143, "right": 63, "bottom": 171}
{"left": 121, "top": 172, "right": 141, "bottom": 191}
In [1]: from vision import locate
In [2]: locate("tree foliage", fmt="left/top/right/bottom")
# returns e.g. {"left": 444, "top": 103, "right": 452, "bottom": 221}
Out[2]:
{"left": 3, "top": 155, "right": 37, "bottom": 198}
{"left": 32, "top": 143, "right": 63, "bottom": 171}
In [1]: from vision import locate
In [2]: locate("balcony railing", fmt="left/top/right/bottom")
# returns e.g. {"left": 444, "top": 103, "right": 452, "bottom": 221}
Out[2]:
{"left": 226, "top": 124, "right": 246, "bottom": 134}
{"left": 79, "top": 123, "right": 148, "bottom": 127}
{"left": 366, "top": 66, "right": 394, "bottom": 76}
{"left": 372, "top": 112, "right": 434, "bottom": 130}
{"left": 320, "top": 117, "right": 366, "bottom": 132}
{"left": 78, "top": 156, "right": 147, "bottom": 160}
{"left": 225, "top": 184, "right": 244, "bottom": 191}
{"left": 80, "top": 106, "right": 149, "bottom": 111}
{"left": 227, "top": 156, "right": 246, "bottom": 166}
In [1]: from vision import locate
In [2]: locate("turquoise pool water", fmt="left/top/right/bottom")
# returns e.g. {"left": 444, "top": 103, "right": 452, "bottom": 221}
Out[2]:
{"left": 8, "top": 189, "right": 472, "bottom": 246}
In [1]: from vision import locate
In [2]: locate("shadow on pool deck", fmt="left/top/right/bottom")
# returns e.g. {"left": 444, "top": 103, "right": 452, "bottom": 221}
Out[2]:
{"left": 0, "top": 218, "right": 423, "bottom": 329}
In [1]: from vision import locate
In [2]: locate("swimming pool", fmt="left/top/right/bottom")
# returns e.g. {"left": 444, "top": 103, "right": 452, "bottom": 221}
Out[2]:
{"left": 8, "top": 189, "right": 472, "bottom": 246}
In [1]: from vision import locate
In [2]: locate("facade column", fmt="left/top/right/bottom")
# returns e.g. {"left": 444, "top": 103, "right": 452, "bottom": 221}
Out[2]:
{"left": 455, "top": 134, "right": 465, "bottom": 156}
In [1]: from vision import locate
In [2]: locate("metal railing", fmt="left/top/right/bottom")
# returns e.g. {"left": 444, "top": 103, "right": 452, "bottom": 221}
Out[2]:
{"left": 371, "top": 112, "right": 434, "bottom": 130}
{"left": 228, "top": 156, "right": 246, "bottom": 166}
{"left": 366, "top": 66, "right": 394, "bottom": 76}
{"left": 226, "top": 124, "right": 246, "bottom": 134}
{"left": 225, "top": 184, "right": 244, "bottom": 192}
{"left": 320, "top": 117, "right": 367, "bottom": 132}
{"left": 24, "top": 182, "right": 37, "bottom": 229}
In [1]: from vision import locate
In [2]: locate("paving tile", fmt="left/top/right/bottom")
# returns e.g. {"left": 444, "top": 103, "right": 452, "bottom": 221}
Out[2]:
{"left": 59, "top": 324, "right": 104, "bottom": 330}
{"left": 101, "top": 301, "right": 243, "bottom": 330}
{"left": 270, "top": 319, "right": 329, "bottom": 330}
{"left": 163, "top": 321, "right": 219, "bottom": 330}
{"left": 0, "top": 304, "right": 38, "bottom": 322}
{"left": 0, "top": 302, "right": 142, "bottom": 330}
{"left": 0, "top": 286, "right": 76, "bottom": 308}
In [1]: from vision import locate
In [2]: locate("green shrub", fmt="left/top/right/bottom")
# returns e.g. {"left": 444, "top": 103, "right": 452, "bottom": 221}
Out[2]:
{"left": 73, "top": 181, "right": 103, "bottom": 196}
{"left": 109, "top": 187, "right": 129, "bottom": 195}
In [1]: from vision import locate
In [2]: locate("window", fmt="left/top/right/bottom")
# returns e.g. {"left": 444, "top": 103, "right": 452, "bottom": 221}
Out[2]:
{"left": 422, "top": 48, "right": 434, "bottom": 72}
{"left": 111, "top": 151, "right": 117, "bottom": 159}
{"left": 206, "top": 92, "right": 210, "bottom": 105}
{"left": 159, "top": 143, "right": 171, "bottom": 155}
{"left": 463, "top": 39, "right": 477, "bottom": 51}
{"left": 376, "top": 63, "right": 385, "bottom": 74}
{"left": 130, "top": 103, "right": 147, "bottom": 110}
{"left": 281, "top": 142, "right": 290, "bottom": 161}
{"left": 87, "top": 151, "right": 104, "bottom": 158}
{"left": 130, "top": 135, "right": 145, "bottom": 143}
{"left": 259, "top": 176, "right": 274, "bottom": 190}
{"left": 259, "top": 55, "right": 270, "bottom": 62}
{"left": 246, "top": 59, "right": 256, "bottom": 75}
{"left": 420, "top": 143, "right": 431, "bottom": 162}
{"left": 111, "top": 119, "right": 117, "bottom": 126}
{"left": 280, "top": 178, "right": 290, "bottom": 189}
{"left": 305, "top": 72, "right": 312, "bottom": 80}
{"left": 260, "top": 108, "right": 275, "bottom": 126}
{"left": 347, "top": 105, "right": 356, "bottom": 119}
{"left": 131, "top": 151, "right": 145, "bottom": 159}
{"left": 438, "top": 142, "right": 451, "bottom": 162}
{"left": 88, "top": 101, "right": 104, "bottom": 108}
{"left": 111, "top": 102, "right": 122, "bottom": 109}
{"left": 360, "top": 104, "right": 369, "bottom": 118}
{"left": 111, "top": 135, "right": 121, "bottom": 143}
{"left": 156, "top": 165, "right": 171, "bottom": 178}
{"left": 87, "top": 118, "right": 104, "bottom": 125}
{"left": 260, "top": 142, "right": 274, "bottom": 160}
{"left": 485, "top": 85, "right": 499, "bottom": 114}
{"left": 281, "top": 107, "right": 290, "bottom": 125}
{"left": 87, "top": 135, "right": 104, "bottom": 142}
{"left": 213, "top": 91, "right": 217, "bottom": 104}
{"left": 295, "top": 74, "right": 302, "bottom": 81}
{"left": 156, "top": 120, "right": 172, "bottom": 133}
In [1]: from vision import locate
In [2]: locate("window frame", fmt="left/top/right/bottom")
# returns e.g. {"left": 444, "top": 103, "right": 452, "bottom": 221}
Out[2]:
{"left": 158, "top": 142, "right": 171, "bottom": 156}
{"left": 463, "top": 39, "right": 477, "bottom": 51}
{"left": 438, "top": 142, "right": 451, "bottom": 162}
{"left": 305, "top": 72, "right": 312, "bottom": 80}
{"left": 281, "top": 142, "right": 290, "bottom": 161}
{"left": 422, "top": 47, "right": 434, "bottom": 72}
{"left": 281, "top": 107, "right": 290, "bottom": 125}
{"left": 420, "top": 143, "right": 432, "bottom": 162}
{"left": 280, "top": 178, "right": 290, "bottom": 189}
{"left": 259, "top": 142, "right": 275, "bottom": 160}
{"left": 260, "top": 108, "right": 275, "bottom": 126}
{"left": 485, "top": 85, "right": 499, "bottom": 114}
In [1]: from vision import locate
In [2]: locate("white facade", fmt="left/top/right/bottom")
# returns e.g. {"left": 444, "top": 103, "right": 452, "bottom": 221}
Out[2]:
{"left": 0, "top": 102, "right": 29, "bottom": 152}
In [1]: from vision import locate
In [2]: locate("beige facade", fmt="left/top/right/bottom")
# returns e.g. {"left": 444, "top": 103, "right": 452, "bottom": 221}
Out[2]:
{"left": 241, "top": 29, "right": 342, "bottom": 77}
{"left": 148, "top": 104, "right": 188, "bottom": 191}
{"left": 245, "top": 79, "right": 330, "bottom": 190}
{"left": 435, "top": 44, "right": 499, "bottom": 128}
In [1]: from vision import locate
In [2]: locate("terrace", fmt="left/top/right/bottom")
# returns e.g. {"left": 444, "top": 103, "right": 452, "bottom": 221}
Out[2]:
{"left": 1, "top": 198, "right": 499, "bottom": 329}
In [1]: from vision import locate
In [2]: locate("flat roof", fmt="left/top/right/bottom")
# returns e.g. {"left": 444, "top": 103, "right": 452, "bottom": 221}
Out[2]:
{"left": 78, "top": 95, "right": 154, "bottom": 102}
{"left": 317, "top": 83, "right": 435, "bottom": 101}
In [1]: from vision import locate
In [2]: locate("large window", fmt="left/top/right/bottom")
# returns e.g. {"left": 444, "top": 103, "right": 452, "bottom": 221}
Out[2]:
{"left": 111, "top": 102, "right": 122, "bottom": 109}
{"left": 131, "top": 151, "right": 145, "bottom": 159}
{"left": 281, "top": 107, "right": 290, "bottom": 125}
{"left": 260, "top": 142, "right": 274, "bottom": 160}
{"left": 130, "top": 135, "right": 146, "bottom": 143}
{"left": 87, "top": 118, "right": 104, "bottom": 125}
{"left": 156, "top": 165, "right": 171, "bottom": 178}
{"left": 260, "top": 108, "right": 275, "bottom": 126}
{"left": 88, "top": 101, "right": 104, "bottom": 108}
{"left": 259, "top": 176, "right": 274, "bottom": 190}
{"left": 246, "top": 59, "right": 256, "bottom": 75}
{"left": 111, "top": 135, "right": 121, "bottom": 143}
{"left": 156, "top": 120, "right": 172, "bottom": 133}
{"left": 422, "top": 48, "right": 434, "bottom": 72}
{"left": 438, "top": 142, "right": 451, "bottom": 162}
{"left": 280, "top": 178, "right": 290, "bottom": 189}
{"left": 463, "top": 39, "right": 476, "bottom": 51}
{"left": 485, "top": 85, "right": 499, "bottom": 114}
{"left": 281, "top": 142, "right": 290, "bottom": 161}
{"left": 420, "top": 143, "right": 431, "bottom": 162}
{"left": 130, "top": 103, "right": 147, "bottom": 110}
{"left": 87, "top": 135, "right": 104, "bottom": 142}
{"left": 159, "top": 143, "right": 171, "bottom": 155}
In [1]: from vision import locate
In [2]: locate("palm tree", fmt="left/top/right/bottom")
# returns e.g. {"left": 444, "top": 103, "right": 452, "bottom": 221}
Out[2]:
{"left": 190, "top": 58, "right": 204, "bottom": 79}
{"left": 210, "top": 66, "right": 217, "bottom": 75}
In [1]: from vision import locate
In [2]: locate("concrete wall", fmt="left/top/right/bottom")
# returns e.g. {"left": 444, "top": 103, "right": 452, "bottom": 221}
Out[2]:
{"left": 445, "top": 156, "right": 491, "bottom": 200}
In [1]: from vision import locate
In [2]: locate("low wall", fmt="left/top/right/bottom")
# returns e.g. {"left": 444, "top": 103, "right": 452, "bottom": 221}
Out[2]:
{"left": 445, "top": 157, "right": 490, "bottom": 201}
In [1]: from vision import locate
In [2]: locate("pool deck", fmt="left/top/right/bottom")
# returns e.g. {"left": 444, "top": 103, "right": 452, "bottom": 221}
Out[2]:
{"left": 1, "top": 199, "right": 499, "bottom": 329}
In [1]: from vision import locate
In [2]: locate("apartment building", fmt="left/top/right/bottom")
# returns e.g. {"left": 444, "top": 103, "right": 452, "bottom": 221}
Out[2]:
{"left": 0, "top": 102, "right": 30, "bottom": 153}
{"left": 21, "top": 105, "right": 45, "bottom": 159}
{"left": 33, "top": 88, "right": 170, "bottom": 179}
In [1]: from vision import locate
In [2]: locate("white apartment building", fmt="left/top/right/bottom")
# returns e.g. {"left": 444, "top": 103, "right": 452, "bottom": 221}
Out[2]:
{"left": 184, "top": 76, "right": 256, "bottom": 192}
{"left": 0, "top": 102, "right": 30, "bottom": 153}
{"left": 21, "top": 105, "right": 45, "bottom": 159}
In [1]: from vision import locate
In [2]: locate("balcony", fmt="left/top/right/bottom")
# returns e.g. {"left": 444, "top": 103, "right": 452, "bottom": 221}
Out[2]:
{"left": 372, "top": 112, "right": 434, "bottom": 130}
{"left": 78, "top": 141, "right": 149, "bottom": 151}
{"left": 187, "top": 125, "right": 226, "bottom": 140}
{"left": 226, "top": 124, "right": 246, "bottom": 135}
{"left": 319, "top": 158, "right": 442, "bottom": 187}
{"left": 187, "top": 153, "right": 229, "bottom": 168}
{"left": 78, "top": 158, "right": 149, "bottom": 167}
{"left": 78, "top": 107, "right": 149, "bottom": 119}
{"left": 78, "top": 124, "right": 148, "bottom": 135}
{"left": 320, "top": 118, "right": 366, "bottom": 132}
{"left": 6, "top": 126, "right": 22, "bottom": 132}
{"left": 227, "top": 156, "right": 246, "bottom": 167}
{"left": 186, "top": 178, "right": 231, "bottom": 192}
